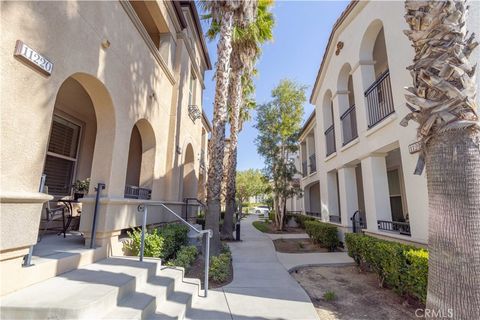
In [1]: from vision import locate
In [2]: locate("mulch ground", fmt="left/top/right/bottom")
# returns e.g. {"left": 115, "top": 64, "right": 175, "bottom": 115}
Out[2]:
{"left": 273, "top": 238, "right": 331, "bottom": 253}
{"left": 291, "top": 266, "right": 422, "bottom": 320}
{"left": 258, "top": 220, "right": 305, "bottom": 234}
{"left": 185, "top": 255, "right": 233, "bottom": 289}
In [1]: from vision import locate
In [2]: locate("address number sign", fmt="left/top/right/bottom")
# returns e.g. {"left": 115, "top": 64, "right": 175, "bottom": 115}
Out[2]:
{"left": 14, "top": 40, "right": 53, "bottom": 76}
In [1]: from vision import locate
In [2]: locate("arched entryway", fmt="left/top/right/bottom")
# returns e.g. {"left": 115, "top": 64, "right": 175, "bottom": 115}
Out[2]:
{"left": 40, "top": 72, "right": 115, "bottom": 241}
{"left": 182, "top": 143, "right": 197, "bottom": 200}
{"left": 124, "top": 119, "right": 156, "bottom": 200}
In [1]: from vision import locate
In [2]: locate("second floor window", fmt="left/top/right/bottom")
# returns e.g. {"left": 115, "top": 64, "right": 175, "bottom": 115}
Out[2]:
{"left": 189, "top": 70, "right": 196, "bottom": 106}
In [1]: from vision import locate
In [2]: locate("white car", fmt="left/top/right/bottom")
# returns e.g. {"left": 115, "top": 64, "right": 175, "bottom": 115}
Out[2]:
{"left": 254, "top": 205, "right": 270, "bottom": 218}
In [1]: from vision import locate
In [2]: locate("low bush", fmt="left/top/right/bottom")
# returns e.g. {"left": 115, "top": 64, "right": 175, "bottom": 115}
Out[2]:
{"left": 125, "top": 228, "right": 164, "bottom": 258}
{"left": 268, "top": 211, "right": 275, "bottom": 222}
{"left": 125, "top": 223, "right": 189, "bottom": 261}
{"left": 304, "top": 221, "right": 339, "bottom": 251}
{"left": 166, "top": 245, "right": 198, "bottom": 270}
{"left": 287, "top": 213, "right": 316, "bottom": 229}
{"left": 158, "top": 224, "right": 189, "bottom": 260}
{"left": 345, "top": 233, "right": 428, "bottom": 304}
{"left": 209, "top": 252, "right": 232, "bottom": 282}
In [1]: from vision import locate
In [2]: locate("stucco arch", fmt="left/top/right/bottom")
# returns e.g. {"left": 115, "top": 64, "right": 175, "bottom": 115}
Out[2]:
{"left": 124, "top": 118, "right": 156, "bottom": 193}
{"left": 337, "top": 63, "right": 352, "bottom": 92}
{"left": 322, "top": 90, "right": 334, "bottom": 129}
{"left": 60, "top": 72, "right": 116, "bottom": 195}
{"left": 182, "top": 143, "right": 197, "bottom": 199}
{"left": 359, "top": 19, "right": 385, "bottom": 61}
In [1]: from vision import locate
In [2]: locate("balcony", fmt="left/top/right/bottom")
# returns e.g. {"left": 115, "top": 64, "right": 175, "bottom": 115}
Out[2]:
{"left": 124, "top": 185, "right": 152, "bottom": 200}
{"left": 340, "top": 105, "right": 358, "bottom": 145}
{"left": 365, "top": 69, "right": 395, "bottom": 128}
{"left": 329, "top": 215, "right": 341, "bottom": 223}
{"left": 302, "top": 160, "right": 308, "bottom": 177}
{"left": 309, "top": 153, "right": 316, "bottom": 174}
{"left": 324, "top": 124, "right": 336, "bottom": 157}
{"left": 377, "top": 220, "right": 411, "bottom": 236}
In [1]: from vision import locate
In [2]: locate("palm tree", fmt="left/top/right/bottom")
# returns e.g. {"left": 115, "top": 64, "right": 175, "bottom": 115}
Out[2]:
{"left": 221, "top": 0, "right": 274, "bottom": 240}
{"left": 200, "top": 0, "right": 258, "bottom": 253}
{"left": 403, "top": 1, "right": 479, "bottom": 318}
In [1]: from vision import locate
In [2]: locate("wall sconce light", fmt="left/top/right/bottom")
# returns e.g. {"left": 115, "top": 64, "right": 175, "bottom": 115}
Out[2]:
{"left": 188, "top": 105, "right": 202, "bottom": 123}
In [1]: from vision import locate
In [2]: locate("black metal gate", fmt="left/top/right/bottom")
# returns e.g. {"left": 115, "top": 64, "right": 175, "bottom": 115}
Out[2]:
{"left": 351, "top": 210, "right": 365, "bottom": 233}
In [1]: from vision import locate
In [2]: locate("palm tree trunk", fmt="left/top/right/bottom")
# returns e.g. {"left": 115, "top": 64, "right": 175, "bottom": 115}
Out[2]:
{"left": 221, "top": 69, "right": 242, "bottom": 240}
{"left": 206, "top": 9, "right": 234, "bottom": 255}
{"left": 425, "top": 130, "right": 480, "bottom": 319}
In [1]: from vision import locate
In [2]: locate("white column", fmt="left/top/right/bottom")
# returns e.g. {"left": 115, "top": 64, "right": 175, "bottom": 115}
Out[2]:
{"left": 326, "top": 171, "right": 340, "bottom": 218}
{"left": 361, "top": 154, "right": 392, "bottom": 232}
{"left": 351, "top": 62, "right": 375, "bottom": 134}
{"left": 337, "top": 166, "right": 358, "bottom": 228}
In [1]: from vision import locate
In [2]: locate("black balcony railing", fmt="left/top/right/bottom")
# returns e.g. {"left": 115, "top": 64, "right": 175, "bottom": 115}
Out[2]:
{"left": 377, "top": 220, "right": 411, "bottom": 236}
{"left": 324, "top": 124, "right": 336, "bottom": 157}
{"left": 309, "top": 153, "right": 316, "bottom": 174}
{"left": 302, "top": 160, "right": 308, "bottom": 177}
{"left": 340, "top": 105, "right": 358, "bottom": 145}
{"left": 306, "top": 211, "right": 321, "bottom": 218}
{"left": 329, "top": 215, "right": 341, "bottom": 223}
{"left": 124, "top": 185, "right": 152, "bottom": 200}
{"left": 365, "top": 69, "right": 395, "bottom": 128}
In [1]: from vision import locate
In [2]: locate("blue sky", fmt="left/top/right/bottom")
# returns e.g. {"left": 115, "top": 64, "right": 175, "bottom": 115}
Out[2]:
{"left": 201, "top": 1, "right": 349, "bottom": 171}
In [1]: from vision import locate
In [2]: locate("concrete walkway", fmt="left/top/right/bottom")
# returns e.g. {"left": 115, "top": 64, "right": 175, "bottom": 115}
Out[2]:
{"left": 187, "top": 215, "right": 320, "bottom": 320}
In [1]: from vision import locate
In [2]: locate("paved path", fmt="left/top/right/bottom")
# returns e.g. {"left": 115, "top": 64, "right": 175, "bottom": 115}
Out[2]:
{"left": 188, "top": 215, "right": 320, "bottom": 320}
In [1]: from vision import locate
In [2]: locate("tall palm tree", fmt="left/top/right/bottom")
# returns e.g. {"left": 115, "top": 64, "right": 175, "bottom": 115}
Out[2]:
{"left": 221, "top": 0, "right": 274, "bottom": 240}
{"left": 200, "top": 0, "right": 258, "bottom": 253}
{"left": 403, "top": 1, "right": 479, "bottom": 318}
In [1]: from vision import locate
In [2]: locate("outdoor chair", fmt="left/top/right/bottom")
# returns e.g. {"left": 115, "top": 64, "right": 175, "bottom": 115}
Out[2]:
{"left": 39, "top": 186, "right": 67, "bottom": 241}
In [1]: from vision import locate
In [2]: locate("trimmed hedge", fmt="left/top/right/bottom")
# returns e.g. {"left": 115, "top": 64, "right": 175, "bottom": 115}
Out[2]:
{"left": 166, "top": 245, "right": 198, "bottom": 270}
{"left": 287, "top": 213, "right": 316, "bottom": 229}
{"left": 345, "top": 233, "right": 428, "bottom": 304}
{"left": 304, "top": 220, "right": 339, "bottom": 251}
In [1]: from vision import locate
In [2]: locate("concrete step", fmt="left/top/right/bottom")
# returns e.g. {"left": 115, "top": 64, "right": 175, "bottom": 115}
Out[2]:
{"left": 0, "top": 257, "right": 156, "bottom": 319}
{"left": 149, "top": 276, "right": 201, "bottom": 320}
{"left": 0, "top": 257, "right": 202, "bottom": 320}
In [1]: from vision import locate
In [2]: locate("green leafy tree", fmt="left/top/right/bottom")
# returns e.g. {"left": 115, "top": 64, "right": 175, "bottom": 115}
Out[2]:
{"left": 236, "top": 169, "right": 269, "bottom": 211}
{"left": 255, "top": 79, "right": 306, "bottom": 230}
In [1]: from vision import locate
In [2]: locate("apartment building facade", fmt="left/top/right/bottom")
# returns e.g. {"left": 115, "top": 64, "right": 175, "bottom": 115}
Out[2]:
{"left": 297, "top": 0, "right": 479, "bottom": 246}
{"left": 0, "top": 0, "right": 211, "bottom": 295}
{"left": 298, "top": 1, "right": 428, "bottom": 245}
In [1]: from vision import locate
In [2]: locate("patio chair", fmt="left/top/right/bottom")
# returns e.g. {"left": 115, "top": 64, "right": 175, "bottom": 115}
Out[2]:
{"left": 39, "top": 186, "right": 67, "bottom": 241}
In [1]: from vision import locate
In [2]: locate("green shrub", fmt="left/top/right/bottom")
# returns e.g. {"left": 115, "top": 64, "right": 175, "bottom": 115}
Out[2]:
{"left": 405, "top": 249, "right": 428, "bottom": 303}
{"left": 125, "top": 228, "right": 164, "bottom": 258}
{"left": 252, "top": 221, "right": 269, "bottom": 233}
{"left": 158, "top": 224, "right": 189, "bottom": 260}
{"left": 288, "top": 214, "right": 316, "bottom": 229}
{"left": 344, "top": 233, "right": 428, "bottom": 304}
{"left": 209, "top": 252, "right": 232, "bottom": 282}
{"left": 305, "top": 220, "right": 339, "bottom": 251}
{"left": 268, "top": 211, "right": 275, "bottom": 221}
{"left": 166, "top": 245, "right": 198, "bottom": 270}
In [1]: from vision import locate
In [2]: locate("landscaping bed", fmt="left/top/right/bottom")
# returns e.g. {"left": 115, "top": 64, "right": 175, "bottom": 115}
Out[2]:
{"left": 292, "top": 266, "right": 419, "bottom": 320}
{"left": 272, "top": 238, "right": 331, "bottom": 253}
{"left": 186, "top": 253, "right": 234, "bottom": 289}
{"left": 252, "top": 220, "right": 305, "bottom": 234}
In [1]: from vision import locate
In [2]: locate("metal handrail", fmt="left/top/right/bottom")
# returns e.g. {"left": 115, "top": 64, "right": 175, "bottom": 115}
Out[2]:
{"left": 137, "top": 201, "right": 212, "bottom": 297}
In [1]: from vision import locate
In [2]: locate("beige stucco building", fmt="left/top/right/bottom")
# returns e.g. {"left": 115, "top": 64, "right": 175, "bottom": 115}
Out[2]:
{"left": 293, "top": 0, "right": 479, "bottom": 246}
{"left": 0, "top": 0, "right": 211, "bottom": 295}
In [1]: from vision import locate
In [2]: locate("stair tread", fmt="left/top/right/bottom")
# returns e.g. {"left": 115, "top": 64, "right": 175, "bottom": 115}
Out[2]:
{"left": 149, "top": 280, "right": 200, "bottom": 320}
{"left": 0, "top": 257, "right": 158, "bottom": 310}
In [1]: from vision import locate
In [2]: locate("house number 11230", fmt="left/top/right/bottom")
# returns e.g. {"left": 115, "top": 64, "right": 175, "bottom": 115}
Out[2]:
{"left": 14, "top": 40, "right": 53, "bottom": 76}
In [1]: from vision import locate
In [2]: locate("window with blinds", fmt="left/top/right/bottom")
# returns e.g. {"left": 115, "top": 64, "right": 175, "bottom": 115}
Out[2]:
{"left": 44, "top": 115, "right": 81, "bottom": 196}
